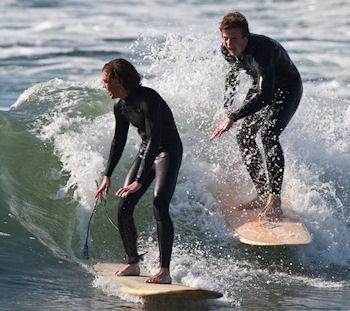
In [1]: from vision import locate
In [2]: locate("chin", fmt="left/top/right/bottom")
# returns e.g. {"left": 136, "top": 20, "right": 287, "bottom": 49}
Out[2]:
{"left": 228, "top": 50, "right": 237, "bottom": 56}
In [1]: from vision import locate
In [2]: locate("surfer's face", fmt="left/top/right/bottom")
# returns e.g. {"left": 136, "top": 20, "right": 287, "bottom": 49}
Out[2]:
{"left": 102, "top": 71, "right": 128, "bottom": 99}
{"left": 221, "top": 28, "right": 248, "bottom": 57}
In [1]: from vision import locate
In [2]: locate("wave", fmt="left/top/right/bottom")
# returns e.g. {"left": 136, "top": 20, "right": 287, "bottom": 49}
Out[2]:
{"left": 1, "top": 30, "right": 350, "bottom": 304}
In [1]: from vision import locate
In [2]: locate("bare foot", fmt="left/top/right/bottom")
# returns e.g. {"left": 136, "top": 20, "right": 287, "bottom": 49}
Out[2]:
{"left": 146, "top": 268, "right": 172, "bottom": 284}
{"left": 258, "top": 193, "right": 283, "bottom": 221}
{"left": 115, "top": 263, "right": 140, "bottom": 276}
{"left": 236, "top": 194, "right": 268, "bottom": 211}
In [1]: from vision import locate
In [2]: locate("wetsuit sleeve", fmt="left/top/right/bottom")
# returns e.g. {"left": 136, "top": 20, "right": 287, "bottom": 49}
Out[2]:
{"left": 228, "top": 54, "right": 276, "bottom": 122}
{"left": 136, "top": 98, "right": 162, "bottom": 184}
{"left": 221, "top": 45, "right": 239, "bottom": 111}
{"left": 223, "top": 67, "right": 240, "bottom": 110}
{"left": 104, "top": 104, "right": 129, "bottom": 177}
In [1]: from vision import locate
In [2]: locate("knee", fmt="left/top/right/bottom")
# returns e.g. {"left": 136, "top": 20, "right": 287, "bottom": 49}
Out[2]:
{"left": 261, "top": 127, "right": 278, "bottom": 147}
{"left": 117, "top": 199, "right": 134, "bottom": 222}
{"left": 153, "top": 195, "right": 170, "bottom": 222}
{"left": 261, "top": 129, "right": 282, "bottom": 159}
{"left": 236, "top": 127, "right": 257, "bottom": 150}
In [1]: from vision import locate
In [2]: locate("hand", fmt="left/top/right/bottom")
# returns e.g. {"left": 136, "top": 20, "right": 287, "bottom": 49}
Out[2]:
{"left": 116, "top": 181, "right": 142, "bottom": 198}
{"left": 210, "top": 117, "right": 235, "bottom": 141}
{"left": 95, "top": 176, "right": 110, "bottom": 201}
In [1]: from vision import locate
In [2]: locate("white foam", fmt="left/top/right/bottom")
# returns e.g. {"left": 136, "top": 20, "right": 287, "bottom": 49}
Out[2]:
{"left": 92, "top": 275, "right": 142, "bottom": 304}
{"left": 0, "top": 232, "right": 11, "bottom": 237}
{"left": 136, "top": 29, "right": 350, "bottom": 271}
{"left": 6, "top": 0, "right": 350, "bottom": 303}
{"left": 14, "top": 23, "right": 349, "bottom": 274}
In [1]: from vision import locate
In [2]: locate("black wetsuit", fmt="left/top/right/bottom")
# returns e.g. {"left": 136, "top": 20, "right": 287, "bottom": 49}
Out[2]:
{"left": 222, "top": 33, "right": 302, "bottom": 195}
{"left": 105, "top": 86, "right": 183, "bottom": 268}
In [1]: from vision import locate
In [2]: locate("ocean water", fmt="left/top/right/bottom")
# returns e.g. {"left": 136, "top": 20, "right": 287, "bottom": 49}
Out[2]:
{"left": 1, "top": 0, "right": 350, "bottom": 310}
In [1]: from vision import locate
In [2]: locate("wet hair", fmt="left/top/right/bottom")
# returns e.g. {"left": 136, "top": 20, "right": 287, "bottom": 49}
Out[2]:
{"left": 102, "top": 58, "right": 141, "bottom": 92}
{"left": 219, "top": 12, "right": 250, "bottom": 37}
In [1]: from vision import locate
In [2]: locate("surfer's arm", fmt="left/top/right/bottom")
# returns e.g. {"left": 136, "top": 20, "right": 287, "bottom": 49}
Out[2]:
{"left": 223, "top": 66, "right": 240, "bottom": 111}
{"left": 210, "top": 66, "right": 239, "bottom": 141}
{"left": 104, "top": 104, "right": 129, "bottom": 178}
{"left": 99, "top": 108, "right": 129, "bottom": 199}
{"left": 136, "top": 99, "right": 162, "bottom": 184}
{"left": 228, "top": 57, "right": 276, "bottom": 122}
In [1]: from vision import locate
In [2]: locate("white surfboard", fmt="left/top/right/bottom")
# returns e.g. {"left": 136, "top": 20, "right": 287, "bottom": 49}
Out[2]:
{"left": 94, "top": 262, "right": 223, "bottom": 299}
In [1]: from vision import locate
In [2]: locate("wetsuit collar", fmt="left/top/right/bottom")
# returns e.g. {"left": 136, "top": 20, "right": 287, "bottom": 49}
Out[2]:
{"left": 241, "top": 33, "right": 252, "bottom": 56}
{"left": 124, "top": 85, "right": 142, "bottom": 104}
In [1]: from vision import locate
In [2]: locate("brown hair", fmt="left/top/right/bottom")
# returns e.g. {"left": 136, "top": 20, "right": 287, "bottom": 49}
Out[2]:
{"left": 102, "top": 58, "right": 141, "bottom": 92}
{"left": 219, "top": 12, "right": 250, "bottom": 37}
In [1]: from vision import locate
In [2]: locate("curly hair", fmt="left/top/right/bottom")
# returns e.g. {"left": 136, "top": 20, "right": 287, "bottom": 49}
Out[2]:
{"left": 102, "top": 58, "right": 141, "bottom": 92}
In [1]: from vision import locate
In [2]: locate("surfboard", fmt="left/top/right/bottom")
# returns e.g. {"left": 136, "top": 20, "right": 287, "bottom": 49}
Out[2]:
{"left": 220, "top": 199, "right": 312, "bottom": 246}
{"left": 93, "top": 262, "right": 223, "bottom": 299}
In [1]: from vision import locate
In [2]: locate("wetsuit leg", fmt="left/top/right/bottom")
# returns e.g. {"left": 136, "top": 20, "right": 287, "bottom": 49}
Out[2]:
{"left": 236, "top": 113, "right": 268, "bottom": 195}
{"left": 153, "top": 146, "right": 182, "bottom": 268}
{"left": 260, "top": 82, "right": 303, "bottom": 194}
{"left": 117, "top": 155, "right": 155, "bottom": 264}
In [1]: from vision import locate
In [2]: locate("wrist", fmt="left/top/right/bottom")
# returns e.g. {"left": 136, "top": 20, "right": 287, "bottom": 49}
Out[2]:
{"left": 228, "top": 112, "right": 238, "bottom": 122}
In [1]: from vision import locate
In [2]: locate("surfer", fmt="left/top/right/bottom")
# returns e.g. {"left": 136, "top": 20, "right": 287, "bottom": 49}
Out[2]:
{"left": 210, "top": 12, "right": 302, "bottom": 221}
{"left": 95, "top": 58, "right": 183, "bottom": 284}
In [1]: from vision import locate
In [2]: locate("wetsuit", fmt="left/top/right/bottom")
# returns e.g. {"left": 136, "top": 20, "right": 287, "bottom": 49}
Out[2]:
{"left": 105, "top": 86, "right": 183, "bottom": 268}
{"left": 222, "top": 33, "right": 303, "bottom": 195}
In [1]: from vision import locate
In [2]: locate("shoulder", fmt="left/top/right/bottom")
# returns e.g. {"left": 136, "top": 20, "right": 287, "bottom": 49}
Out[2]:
{"left": 250, "top": 34, "right": 278, "bottom": 51}
{"left": 139, "top": 86, "right": 162, "bottom": 101}
{"left": 137, "top": 86, "right": 163, "bottom": 109}
{"left": 251, "top": 33, "right": 287, "bottom": 56}
{"left": 248, "top": 34, "right": 282, "bottom": 67}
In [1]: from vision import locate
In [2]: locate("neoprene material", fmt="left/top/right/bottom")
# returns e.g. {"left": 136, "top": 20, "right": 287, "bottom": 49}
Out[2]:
{"left": 105, "top": 86, "right": 182, "bottom": 268}
{"left": 222, "top": 33, "right": 303, "bottom": 195}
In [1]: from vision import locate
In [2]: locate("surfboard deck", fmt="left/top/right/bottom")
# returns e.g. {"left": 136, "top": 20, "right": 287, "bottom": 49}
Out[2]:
{"left": 220, "top": 200, "right": 311, "bottom": 246}
{"left": 93, "top": 262, "right": 223, "bottom": 299}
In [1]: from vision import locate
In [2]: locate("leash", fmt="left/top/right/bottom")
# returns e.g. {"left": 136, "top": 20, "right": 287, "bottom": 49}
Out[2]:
{"left": 82, "top": 180, "right": 107, "bottom": 259}
{"left": 82, "top": 180, "right": 148, "bottom": 261}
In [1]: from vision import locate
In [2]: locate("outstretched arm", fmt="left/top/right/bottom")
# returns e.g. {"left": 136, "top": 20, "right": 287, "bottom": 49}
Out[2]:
{"left": 211, "top": 60, "right": 238, "bottom": 141}
{"left": 228, "top": 56, "right": 276, "bottom": 122}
